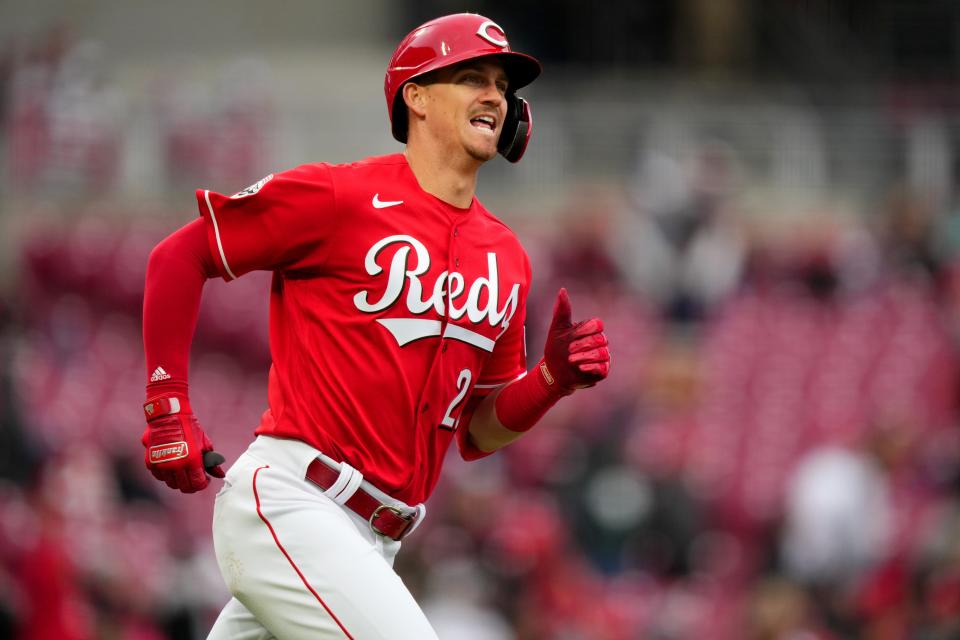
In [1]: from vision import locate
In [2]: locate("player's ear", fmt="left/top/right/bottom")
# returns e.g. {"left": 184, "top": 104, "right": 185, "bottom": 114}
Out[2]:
{"left": 403, "top": 82, "right": 429, "bottom": 120}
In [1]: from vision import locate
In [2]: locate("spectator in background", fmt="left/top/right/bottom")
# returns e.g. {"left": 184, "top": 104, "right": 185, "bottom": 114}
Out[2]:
{"left": 13, "top": 489, "right": 95, "bottom": 640}
{"left": 619, "top": 338, "right": 706, "bottom": 579}
{"left": 913, "top": 488, "right": 960, "bottom": 639}
{"left": 544, "top": 186, "right": 623, "bottom": 292}
{"left": 780, "top": 442, "right": 892, "bottom": 588}
{"left": 874, "top": 185, "right": 944, "bottom": 287}
{"left": 43, "top": 39, "right": 124, "bottom": 197}
{"left": 616, "top": 136, "right": 746, "bottom": 323}
{"left": 156, "top": 57, "right": 273, "bottom": 192}
{"left": 744, "top": 577, "right": 830, "bottom": 640}
{"left": 3, "top": 30, "right": 123, "bottom": 199}
{"left": 778, "top": 419, "right": 933, "bottom": 634}
{"left": 420, "top": 558, "right": 513, "bottom": 640}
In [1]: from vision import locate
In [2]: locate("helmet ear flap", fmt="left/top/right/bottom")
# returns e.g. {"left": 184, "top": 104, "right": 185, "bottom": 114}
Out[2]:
{"left": 498, "top": 94, "right": 532, "bottom": 163}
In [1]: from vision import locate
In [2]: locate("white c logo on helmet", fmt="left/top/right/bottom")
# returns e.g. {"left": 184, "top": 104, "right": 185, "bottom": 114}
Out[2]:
{"left": 476, "top": 20, "right": 509, "bottom": 49}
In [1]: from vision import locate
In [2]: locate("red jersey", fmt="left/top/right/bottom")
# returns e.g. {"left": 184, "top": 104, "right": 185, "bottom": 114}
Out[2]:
{"left": 196, "top": 154, "right": 530, "bottom": 503}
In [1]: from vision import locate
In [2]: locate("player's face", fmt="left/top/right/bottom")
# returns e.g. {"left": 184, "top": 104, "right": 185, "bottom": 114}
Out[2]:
{"left": 422, "top": 60, "right": 509, "bottom": 162}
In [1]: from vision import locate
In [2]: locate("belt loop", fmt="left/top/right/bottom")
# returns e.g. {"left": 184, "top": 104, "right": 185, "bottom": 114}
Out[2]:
{"left": 322, "top": 462, "right": 363, "bottom": 506}
{"left": 405, "top": 503, "right": 428, "bottom": 537}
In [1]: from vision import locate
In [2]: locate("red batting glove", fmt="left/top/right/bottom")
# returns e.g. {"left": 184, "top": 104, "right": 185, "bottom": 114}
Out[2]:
{"left": 539, "top": 288, "right": 611, "bottom": 395}
{"left": 141, "top": 395, "right": 225, "bottom": 493}
{"left": 492, "top": 288, "right": 611, "bottom": 434}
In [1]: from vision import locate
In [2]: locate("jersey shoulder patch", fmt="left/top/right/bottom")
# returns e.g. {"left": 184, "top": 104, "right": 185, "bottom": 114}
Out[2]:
{"left": 231, "top": 174, "right": 274, "bottom": 199}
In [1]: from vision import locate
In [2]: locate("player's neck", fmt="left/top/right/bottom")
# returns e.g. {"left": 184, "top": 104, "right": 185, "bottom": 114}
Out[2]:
{"left": 404, "top": 147, "right": 479, "bottom": 209}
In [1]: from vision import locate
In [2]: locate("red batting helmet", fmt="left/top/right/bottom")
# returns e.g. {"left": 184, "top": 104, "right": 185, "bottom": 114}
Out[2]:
{"left": 385, "top": 13, "right": 542, "bottom": 154}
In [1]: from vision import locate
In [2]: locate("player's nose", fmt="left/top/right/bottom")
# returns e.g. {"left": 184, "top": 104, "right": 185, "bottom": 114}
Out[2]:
{"left": 478, "top": 83, "right": 505, "bottom": 112}
{"left": 477, "top": 74, "right": 505, "bottom": 99}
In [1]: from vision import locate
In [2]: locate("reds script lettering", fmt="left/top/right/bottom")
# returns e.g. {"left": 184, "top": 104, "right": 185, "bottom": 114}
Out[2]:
{"left": 353, "top": 234, "right": 519, "bottom": 343}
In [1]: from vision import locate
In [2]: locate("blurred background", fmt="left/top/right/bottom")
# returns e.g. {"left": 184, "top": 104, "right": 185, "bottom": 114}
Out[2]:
{"left": 2, "top": 0, "right": 960, "bottom": 638}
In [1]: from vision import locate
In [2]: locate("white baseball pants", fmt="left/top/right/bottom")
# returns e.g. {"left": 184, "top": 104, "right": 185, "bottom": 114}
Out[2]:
{"left": 206, "top": 435, "right": 439, "bottom": 639}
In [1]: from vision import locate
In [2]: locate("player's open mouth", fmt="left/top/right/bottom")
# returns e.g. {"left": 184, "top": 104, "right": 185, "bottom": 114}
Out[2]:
{"left": 470, "top": 115, "right": 497, "bottom": 131}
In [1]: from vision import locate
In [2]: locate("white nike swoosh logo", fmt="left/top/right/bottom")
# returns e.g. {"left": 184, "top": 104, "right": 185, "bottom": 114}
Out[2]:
{"left": 372, "top": 194, "right": 404, "bottom": 209}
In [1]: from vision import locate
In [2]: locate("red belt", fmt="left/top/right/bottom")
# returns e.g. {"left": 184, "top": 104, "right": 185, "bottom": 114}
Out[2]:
{"left": 305, "top": 459, "right": 418, "bottom": 541}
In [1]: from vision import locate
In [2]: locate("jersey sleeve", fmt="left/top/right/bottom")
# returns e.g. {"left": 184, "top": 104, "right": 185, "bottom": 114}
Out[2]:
{"left": 196, "top": 164, "right": 339, "bottom": 280}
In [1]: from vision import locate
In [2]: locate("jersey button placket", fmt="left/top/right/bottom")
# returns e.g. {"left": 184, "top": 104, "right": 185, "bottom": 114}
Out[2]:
{"left": 452, "top": 225, "right": 461, "bottom": 269}
{"left": 445, "top": 224, "right": 459, "bottom": 354}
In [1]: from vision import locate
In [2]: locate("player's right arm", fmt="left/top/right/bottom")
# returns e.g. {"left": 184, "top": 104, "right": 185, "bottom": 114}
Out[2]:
{"left": 141, "top": 166, "right": 337, "bottom": 493}
{"left": 141, "top": 218, "right": 224, "bottom": 493}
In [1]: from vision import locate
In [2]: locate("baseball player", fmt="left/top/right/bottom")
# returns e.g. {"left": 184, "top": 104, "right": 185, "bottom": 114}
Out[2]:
{"left": 141, "top": 13, "right": 611, "bottom": 639}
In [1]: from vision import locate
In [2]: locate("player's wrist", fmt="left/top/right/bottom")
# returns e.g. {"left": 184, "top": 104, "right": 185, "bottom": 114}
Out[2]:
{"left": 536, "top": 358, "right": 576, "bottom": 398}
{"left": 144, "top": 393, "right": 192, "bottom": 422}
{"left": 494, "top": 359, "right": 568, "bottom": 433}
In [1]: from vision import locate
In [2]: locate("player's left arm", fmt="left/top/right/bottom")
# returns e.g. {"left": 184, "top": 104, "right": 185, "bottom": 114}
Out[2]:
{"left": 465, "top": 288, "right": 610, "bottom": 452}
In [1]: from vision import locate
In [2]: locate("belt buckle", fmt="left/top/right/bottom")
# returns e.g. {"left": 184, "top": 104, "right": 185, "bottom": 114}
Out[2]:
{"left": 368, "top": 504, "right": 414, "bottom": 540}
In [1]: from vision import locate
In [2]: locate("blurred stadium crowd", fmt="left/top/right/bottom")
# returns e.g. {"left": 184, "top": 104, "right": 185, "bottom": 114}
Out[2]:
{"left": 4, "top": 3, "right": 960, "bottom": 639}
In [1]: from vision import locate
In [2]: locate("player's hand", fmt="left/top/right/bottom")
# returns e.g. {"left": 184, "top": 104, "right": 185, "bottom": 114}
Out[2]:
{"left": 141, "top": 395, "right": 225, "bottom": 493}
{"left": 540, "top": 288, "right": 611, "bottom": 395}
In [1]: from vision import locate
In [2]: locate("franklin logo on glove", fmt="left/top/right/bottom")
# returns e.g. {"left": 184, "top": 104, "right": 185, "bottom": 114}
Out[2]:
{"left": 150, "top": 442, "right": 188, "bottom": 462}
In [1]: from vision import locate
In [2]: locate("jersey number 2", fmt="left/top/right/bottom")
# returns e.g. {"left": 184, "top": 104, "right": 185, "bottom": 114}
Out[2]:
{"left": 439, "top": 369, "right": 472, "bottom": 431}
